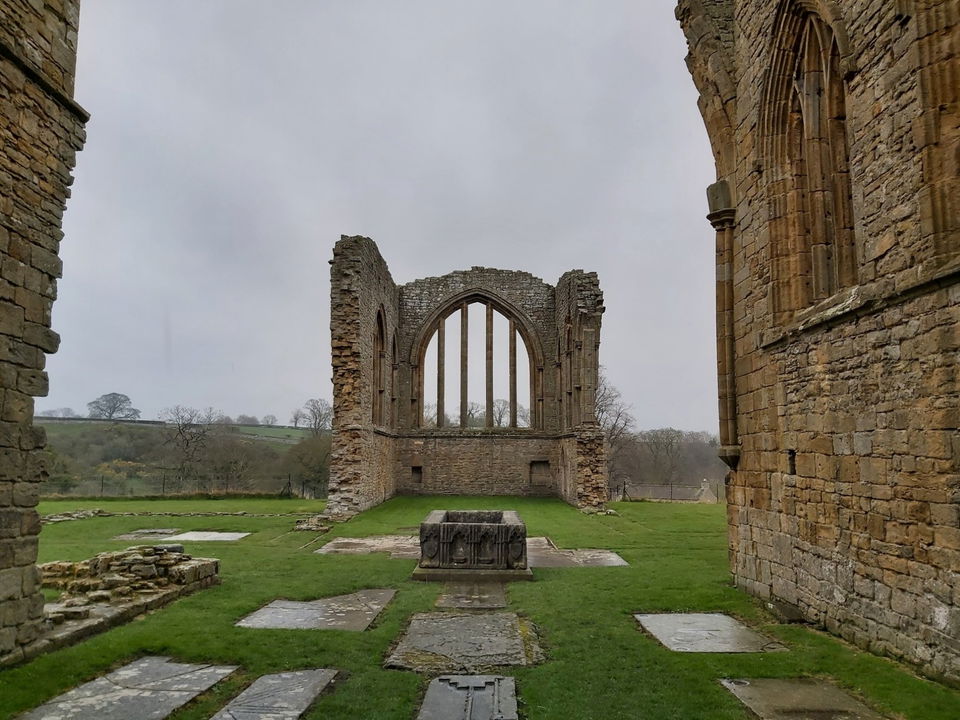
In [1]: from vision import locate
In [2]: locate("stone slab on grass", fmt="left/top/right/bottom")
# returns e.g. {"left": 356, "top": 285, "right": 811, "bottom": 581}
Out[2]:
{"left": 164, "top": 531, "right": 250, "bottom": 542}
{"left": 211, "top": 668, "right": 337, "bottom": 720}
{"left": 721, "top": 678, "right": 888, "bottom": 719}
{"left": 417, "top": 676, "right": 518, "bottom": 720}
{"left": 113, "top": 529, "right": 180, "bottom": 541}
{"left": 236, "top": 589, "right": 395, "bottom": 631}
{"left": 22, "top": 656, "right": 237, "bottom": 720}
{"left": 526, "top": 537, "right": 628, "bottom": 567}
{"left": 635, "top": 613, "right": 787, "bottom": 653}
{"left": 436, "top": 582, "right": 507, "bottom": 609}
{"left": 385, "top": 612, "right": 541, "bottom": 673}
{"left": 315, "top": 535, "right": 420, "bottom": 559}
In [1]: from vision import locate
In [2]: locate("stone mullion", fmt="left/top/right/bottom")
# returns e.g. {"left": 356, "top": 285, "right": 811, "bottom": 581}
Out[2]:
{"left": 509, "top": 320, "right": 517, "bottom": 427}
{"left": 485, "top": 303, "right": 494, "bottom": 428}
{"left": 436, "top": 317, "right": 445, "bottom": 428}
{"left": 460, "top": 303, "right": 468, "bottom": 427}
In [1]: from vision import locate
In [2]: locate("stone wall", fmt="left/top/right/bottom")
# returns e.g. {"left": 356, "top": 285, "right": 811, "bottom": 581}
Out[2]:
{"left": 0, "top": 0, "right": 86, "bottom": 666}
{"left": 396, "top": 432, "right": 560, "bottom": 496}
{"left": 327, "top": 236, "right": 608, "bottom": 516}
{"left": 678, "top": 0, "right": 959, "bottom": 683}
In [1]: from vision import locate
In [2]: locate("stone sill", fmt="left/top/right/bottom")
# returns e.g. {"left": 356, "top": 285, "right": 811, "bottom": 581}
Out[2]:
{"left": 760, "top": 255, "right": 960, "bottom": 349}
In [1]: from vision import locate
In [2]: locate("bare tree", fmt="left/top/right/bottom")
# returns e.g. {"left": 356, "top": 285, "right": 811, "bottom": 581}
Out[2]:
{"left": 637, "top": 427, "right": 686, "bottom": 486}
{"left": 464, "top": 402, "right": 485, "bottom": 428}
{"left": 290, "top": 408, "right": 307, "bottom": 428}
{"left": 303, "top": 398, "right": 332, "bottom": 435}
{"left": 262, "top": 414, "right": 277, "bottom": 426}
{"left": 595, "top": 367, "right": 635, "bottom": 497}
{"left": 492, "top": 399, "right": 510, "bottom": 427}
{"left": 87, "top": 393, "right": 141, "bottom": 420}
{"left": 38, "top": 407, "right": 79, "bottom": 418}
{"left": 236, "top": 414, "right": 259, "bottom": 426}
{"left": 160, "top": 406, "right": 220, "bottom": 491}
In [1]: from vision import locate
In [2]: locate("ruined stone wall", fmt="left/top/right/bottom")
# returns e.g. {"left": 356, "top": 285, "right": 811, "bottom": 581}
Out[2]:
{"left": 0, "top": 0, "right": 86, "bottom": 665}
{"left": 327, "top": 237, "right": 607, "bottom": 515}
{"left": 395, "top": 433, "right": 559, "bottom": 496}
{"left": 326, "top": 236, "right": 399, "bottom": 517}
{"left": 554, "top": 271, "right": 608, "bottom": 509}
{"left": 678, "top": 0, "right": 960, "bottom": 683}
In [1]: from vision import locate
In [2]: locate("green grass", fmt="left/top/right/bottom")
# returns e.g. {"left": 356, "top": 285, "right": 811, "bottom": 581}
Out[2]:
{"left": 232, "top": 425, "right": 311, "bottom": 441}
{"left": 2, "top": 496, "right": 957, "bottom": 719}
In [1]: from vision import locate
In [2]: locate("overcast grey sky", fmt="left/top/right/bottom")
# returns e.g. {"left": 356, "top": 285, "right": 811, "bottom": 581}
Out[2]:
{"left": 43, "top": 0, "right": 718, "bottom": 432}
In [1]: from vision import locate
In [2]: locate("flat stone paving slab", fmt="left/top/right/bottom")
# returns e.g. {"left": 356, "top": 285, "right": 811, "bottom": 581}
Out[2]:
{"left": 113, "top": 528, "right": 180, "bottom": 541}
{"left": 436, "top": 582, "right": 507, "bottom": 609}
{"left": 211, "top": 668, "right": 337, "bottom": 720}
{"left": 22, "top": 656, "right": 237, "bottom": 720}
{"left": 316, "top": 535, "right": 628, "bottom": 568}
{"left": 315, "top": 535, "right": 420, "bottom": 558}
{"left": 524, "top": 537, "right": 628, "bottom": 567}
{"left": 164, "top": 531, "right": 250, "bottom": 542}
{"left": 721, "top": 678, "right": 888, "bottom": 719}
{"left": 417, "top": 676, "right": 518, "bottom": 720}
{"left": 236, "top": 589, "right": 395, "bottom": 631}
{"left": 635, "top": 613, "right": 787, "bottom": 653}
{"left": 385, "top": 612, "right": 541, "bottom": 673}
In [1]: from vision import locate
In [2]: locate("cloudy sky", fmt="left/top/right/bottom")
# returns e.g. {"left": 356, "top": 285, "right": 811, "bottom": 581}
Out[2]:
{"left": 43, "top": 1, "right": 718, "bottom": 432}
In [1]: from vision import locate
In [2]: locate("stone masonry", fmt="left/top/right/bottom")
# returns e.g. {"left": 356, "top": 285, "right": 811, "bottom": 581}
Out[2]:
{"left": 327, "top": 236, "right": 607, "bottom": 517}
{"left": 678, "top": 0, "right": 959, "bottom": 683}
{"left": 0, "top": 1, "right": 87, "bottom": 665}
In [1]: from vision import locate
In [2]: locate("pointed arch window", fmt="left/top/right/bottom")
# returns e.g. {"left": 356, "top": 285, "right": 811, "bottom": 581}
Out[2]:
{"left": 765, "top": 3, "right": 856, "bottom": 321}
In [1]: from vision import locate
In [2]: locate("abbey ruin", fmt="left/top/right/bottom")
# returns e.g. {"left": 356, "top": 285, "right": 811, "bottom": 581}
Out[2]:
{"left": 0, "top": 0, "right": 957, "bottom": 691}
{"left": 678, "top": 0, "right": 959, "bottom": 682}
{"left": 325, "top": 236, "right": 607, "bottom": 517}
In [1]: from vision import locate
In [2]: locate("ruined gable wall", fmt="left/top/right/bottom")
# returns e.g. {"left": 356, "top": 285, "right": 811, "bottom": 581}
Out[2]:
{"left": 0, "top": 0, "right": 86, "bottom": 665}
{"left": 327, "top": 236, "right": 399, "bottom": 516}
{"left": 680, "top": 0, "right": 960, "bottom": 682}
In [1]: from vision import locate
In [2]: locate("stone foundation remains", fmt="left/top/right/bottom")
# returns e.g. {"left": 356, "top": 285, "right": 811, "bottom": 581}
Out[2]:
{"left": 1, "top": 545, "right": 220, "bottom": 666}
{"left": 327, "top": 236, "right": 607, "bottom": 517}
{"left": 678, "top": 0, "right": 960, "bottom": 683}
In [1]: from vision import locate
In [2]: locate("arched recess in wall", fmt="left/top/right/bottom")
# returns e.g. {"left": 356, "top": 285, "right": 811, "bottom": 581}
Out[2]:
{"left": 410, "top": 290, "right": 546, "bottom": 430}
{"left": 760, "top": 0, "right": 857, "bottom": 323}
{"left": 372, "top": 307, "right": 388, "bottom": 427}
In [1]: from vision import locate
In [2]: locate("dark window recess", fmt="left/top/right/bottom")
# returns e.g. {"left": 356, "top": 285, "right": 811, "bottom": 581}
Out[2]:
{"left": 412, "top": 466, "right": 423, "bottom": 484}
{"left": 787, "top": 450, "right": 797, "bottom": 475}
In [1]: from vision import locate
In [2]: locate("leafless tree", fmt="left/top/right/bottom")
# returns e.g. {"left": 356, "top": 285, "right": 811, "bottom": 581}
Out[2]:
{"left": 236, "top": 414, "right": 259, "bottom": 426}
{"left": 160, "top": 406, "right": 220, "bottom": 490}
{"left": 463, "top": 402, "right": 485, "bottom": 427}
{"left": 636, "top": 427, "right": 686, "bottom": 486}
{"left": 492, "top": 399, "right": 510, "bottom": 427}
{"left": 290, "top": 408, "right": 307, "bottom": 428}
{"left": 262, "top": 414, "right": 277, "bottom": 426}
{"left": 39, "top": 407, "right": 80, "bottom": 418}
{"left": 87, "top": 393, "right": 141, "bottom": 420}
{"left": 303, "top": 398, "right": 332, "bottom": 435}
{"left": 594, "top": 367, "right": 635, "bottom": 497}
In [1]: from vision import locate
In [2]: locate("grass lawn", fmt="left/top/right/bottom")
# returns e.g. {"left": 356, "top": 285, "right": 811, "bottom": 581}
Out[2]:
{"left": 232, "top": 425, "right": 311, "bottom": 442}
{"left": 1, "top": 496, "right": 957, "bottom": 719}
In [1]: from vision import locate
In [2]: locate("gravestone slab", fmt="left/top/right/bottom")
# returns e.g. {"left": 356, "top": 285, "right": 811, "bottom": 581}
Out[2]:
{"left": 526, "top": 537, "right": 628, "bottom": 567}
{"left": 113, "top": 529, "right": 180, "bottom": 541}
{"left": 22, "top": 656, "right": 237, "bottom": 720}
{"left": 236, "top": 589, "right": 395, "bottom": 631}
{"left": 417, "top": 676, "right": 518, "bottom": 720}
{"left": 211, "top": 668, "right": 337, "bottom": 720}
{"left": 385, "top": 612, "right": 541, "bottom": 673}
{"left": 436, "top": 582, "right": 507, "bottom": 609}
{"left": 164, "top": 531, "right": 250, "bottom": 542}
{"left": 635, "top": 613, "right": 786, "bottom": 652}
{"left": 721, "top": 678, "right": 888, "bottom": 719}
{"left": 315, "top": 535, "right": 419, "bottom": 559}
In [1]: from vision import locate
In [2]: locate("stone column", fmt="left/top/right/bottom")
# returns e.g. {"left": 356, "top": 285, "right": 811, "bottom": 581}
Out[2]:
{"left": 485, "top": 303, "right": 494, "bottom": 428}
{"left": 706, "top": 180, "right": 739, "bottom": 468}
{"left": 436, "top": 317, "right": 445, "bottom": 427}
{"left": 509, "top": 320, "right": 517, "bottom": 427}
{"left": 460, "top": 303, "right": 468, "bottom": 427}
